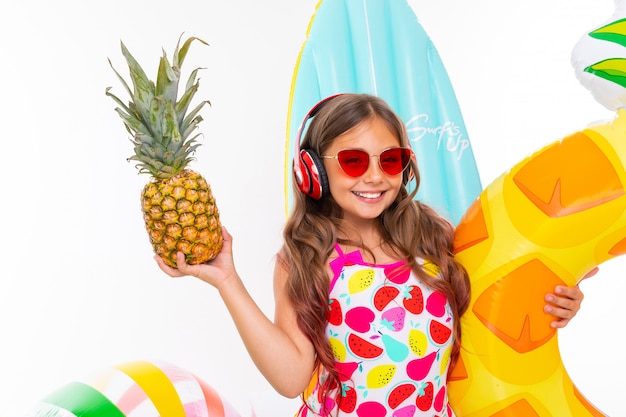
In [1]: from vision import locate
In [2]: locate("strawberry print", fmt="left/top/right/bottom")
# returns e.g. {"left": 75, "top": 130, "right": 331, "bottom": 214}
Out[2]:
{"left": 380, "top": 306, "right": 406, "bottom": 331}
{"left": 339, "top": 385, "right": 357, "bottom": 413}
{"left": 394, "top": 405, "right": 417, "bottom": 417}
{"left": 402, "top": 285, "right": 424, "bottom": 315}
{"left": 415, "top": 382, "right": 434, "bottom": 412}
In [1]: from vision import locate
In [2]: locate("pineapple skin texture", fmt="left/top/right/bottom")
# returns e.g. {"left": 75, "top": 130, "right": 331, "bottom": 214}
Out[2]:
{"left": 141, "top": 169, "right": 223, "bottom": 268}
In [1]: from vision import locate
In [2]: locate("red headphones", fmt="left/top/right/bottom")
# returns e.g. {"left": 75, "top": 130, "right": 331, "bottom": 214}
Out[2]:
{"left": 292, "top": 94, "right": 343, "bottom": 199}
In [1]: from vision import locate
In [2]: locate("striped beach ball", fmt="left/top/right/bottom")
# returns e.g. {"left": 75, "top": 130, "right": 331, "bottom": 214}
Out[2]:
{"left": 26, "top": 360, "right": 242, "bottom": 417}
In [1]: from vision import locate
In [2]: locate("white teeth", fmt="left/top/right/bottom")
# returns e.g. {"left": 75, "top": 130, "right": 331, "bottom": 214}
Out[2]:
{"left": 354, "top": 191, "right": 382, "bottom": 198}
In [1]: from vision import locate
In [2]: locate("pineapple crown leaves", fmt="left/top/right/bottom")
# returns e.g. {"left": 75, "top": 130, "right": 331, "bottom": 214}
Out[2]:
{"left": 106, "top": 34, "right": 211, "bottom": 179}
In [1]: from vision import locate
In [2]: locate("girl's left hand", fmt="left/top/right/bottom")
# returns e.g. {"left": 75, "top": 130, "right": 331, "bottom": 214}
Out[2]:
{"left": 544, "top": 266, "right": 598, "bottom": 329}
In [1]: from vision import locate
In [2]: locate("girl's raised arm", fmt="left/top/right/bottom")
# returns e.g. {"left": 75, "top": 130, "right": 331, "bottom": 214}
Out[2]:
{"left": 154, "top": 226, "right": 316, "bottom": 397}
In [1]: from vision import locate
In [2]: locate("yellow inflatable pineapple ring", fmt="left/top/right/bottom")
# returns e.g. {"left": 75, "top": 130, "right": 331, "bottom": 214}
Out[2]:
{"left": 446, "top": 6, "right": 626, "bottom": 414}
{"left": 446, "top": 111, "right": 626, "bottom": 416}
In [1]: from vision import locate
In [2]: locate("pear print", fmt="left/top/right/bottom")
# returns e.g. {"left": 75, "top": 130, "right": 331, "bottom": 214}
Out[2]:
{"left": 406, "top": 351, "right": 437, "bottom": 380}
{"left": 336, "top": 361, "right": 361, "bottom": 381}
{"left": 433, "top": 385, "right": 447, "bottom": 413}
{"left": 381, "top": 333, "right": 409, "bottom": 362}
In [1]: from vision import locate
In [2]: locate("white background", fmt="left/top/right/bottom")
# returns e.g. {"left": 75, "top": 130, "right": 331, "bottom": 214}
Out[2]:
{"left": 0, "top": 0, "right": 623, "bottom": 415}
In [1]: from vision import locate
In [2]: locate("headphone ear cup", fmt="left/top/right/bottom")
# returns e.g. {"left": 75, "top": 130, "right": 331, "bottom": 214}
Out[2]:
{"left": 296, "top": 149, "right": 329, "bottom": 199}
{"left": 292, "top": 95, "right": 342, "bottom": 200}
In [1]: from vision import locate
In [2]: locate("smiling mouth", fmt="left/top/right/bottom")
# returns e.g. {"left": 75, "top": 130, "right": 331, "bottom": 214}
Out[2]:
{"left": 353, "top": 191, "right": 383, "bottom": 199}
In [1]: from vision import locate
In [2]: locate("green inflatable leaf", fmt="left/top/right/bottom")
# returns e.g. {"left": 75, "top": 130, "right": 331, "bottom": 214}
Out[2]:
{"left": 589, "top": 18, "right": 626, "bottom": 47}
{"left": 585, "top": 58, "right": 626, "bottom": 89}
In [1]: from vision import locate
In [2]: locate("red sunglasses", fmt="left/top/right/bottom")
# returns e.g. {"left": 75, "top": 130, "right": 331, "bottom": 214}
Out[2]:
{"left": 321, "top": 147, "right": 414, "bottom": 177}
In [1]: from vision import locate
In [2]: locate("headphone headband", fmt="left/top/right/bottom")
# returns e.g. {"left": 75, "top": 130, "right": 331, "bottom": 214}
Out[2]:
{"left": 293, "top": 94, "right": 344, "bottom": 164}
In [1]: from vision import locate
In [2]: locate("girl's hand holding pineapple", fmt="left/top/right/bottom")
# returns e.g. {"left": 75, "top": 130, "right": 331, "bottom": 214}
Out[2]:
{"left": 154, "top": 226, "right": 236, "bottom": 290}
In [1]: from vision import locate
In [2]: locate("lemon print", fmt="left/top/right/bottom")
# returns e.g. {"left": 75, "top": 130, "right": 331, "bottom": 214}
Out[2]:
{"left": 440, "top": 345, "right": 452, "bottom": 376}
{"left": 329, "top": 337, "right": 347, "bottom": 361}
{"left": 422, "top": 260, "right": 440, "bottom": 277}
{"left": 347, "top": 269, "right": 375, "bottom": 294}
{"left": 408, "top": 329, "right": 428, "bottom": 357}
{"left": 366, "top": 364, "right": 396, "bottom": 389}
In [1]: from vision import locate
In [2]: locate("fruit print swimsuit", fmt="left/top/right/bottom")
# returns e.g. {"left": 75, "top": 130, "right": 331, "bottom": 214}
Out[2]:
{"left": 297, "top": 244, "right": 455, "bottom": 417}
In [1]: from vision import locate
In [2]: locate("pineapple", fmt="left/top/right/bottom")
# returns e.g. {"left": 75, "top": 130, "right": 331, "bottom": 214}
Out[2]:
{"left": 106, "top": 35, "right": 223, "bottom": 268}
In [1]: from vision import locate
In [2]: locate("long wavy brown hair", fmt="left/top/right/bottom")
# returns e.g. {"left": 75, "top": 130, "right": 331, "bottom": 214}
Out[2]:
{"left": 279, "top": 93, "right": 470, "bottom": 414}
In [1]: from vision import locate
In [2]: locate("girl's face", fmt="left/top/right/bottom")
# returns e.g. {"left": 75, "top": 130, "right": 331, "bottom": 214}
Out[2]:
{"left": 322, "top": 116, "right": 404, "bottom": 227}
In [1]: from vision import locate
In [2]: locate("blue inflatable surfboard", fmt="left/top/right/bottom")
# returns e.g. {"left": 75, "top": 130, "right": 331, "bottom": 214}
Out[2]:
{"left": 285, "top": 0, "right": 481, "bottom": 225}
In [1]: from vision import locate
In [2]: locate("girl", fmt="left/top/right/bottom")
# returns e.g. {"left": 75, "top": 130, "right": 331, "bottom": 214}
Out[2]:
{"left": 156, "top": 93, "right": 584, "bottom": 416}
